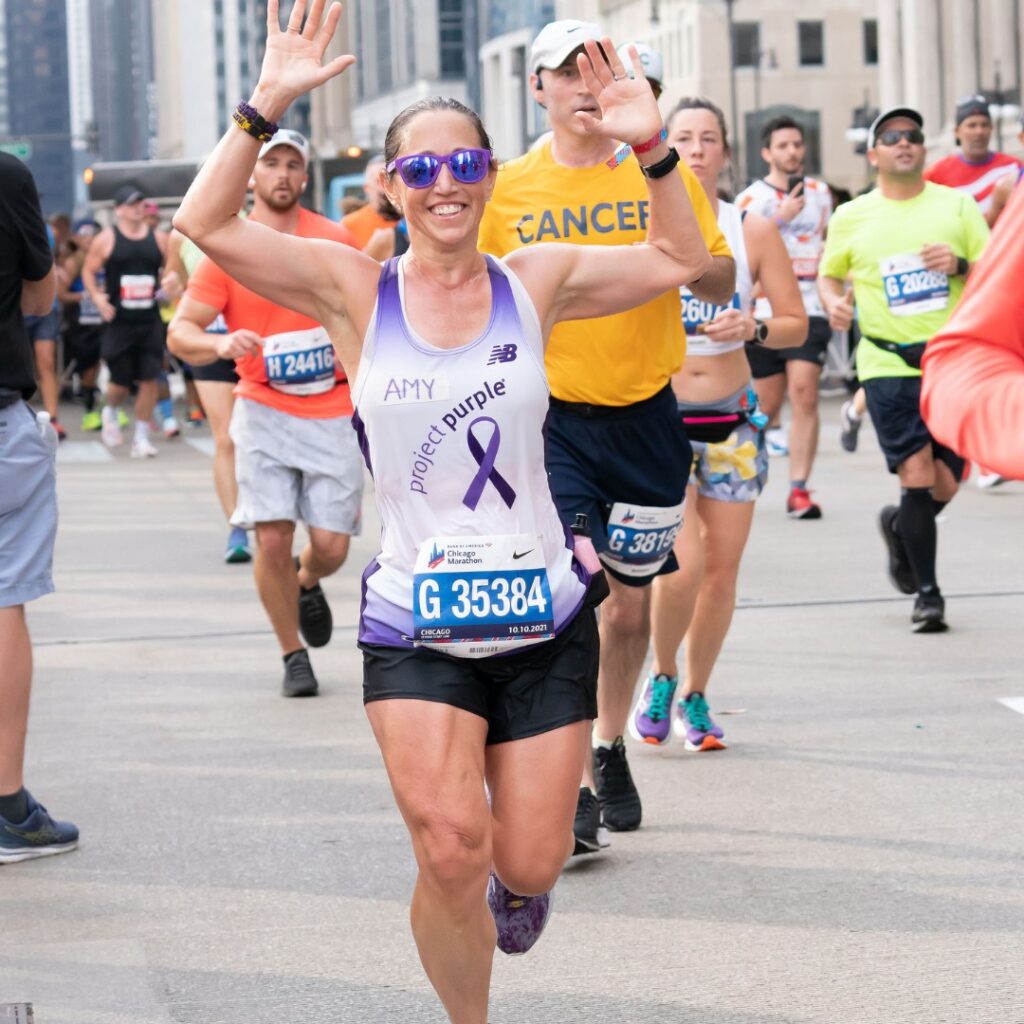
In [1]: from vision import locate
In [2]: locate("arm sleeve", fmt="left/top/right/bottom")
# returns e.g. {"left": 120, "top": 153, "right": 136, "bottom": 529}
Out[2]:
{"left": 14, "top": 165, "right": 54, "bottom": 281}
{"left": 921, "top": 183, "right": 1024, "bottom": 478}
{"left": 185, "top": 256, "right": 230, "bottom": 312}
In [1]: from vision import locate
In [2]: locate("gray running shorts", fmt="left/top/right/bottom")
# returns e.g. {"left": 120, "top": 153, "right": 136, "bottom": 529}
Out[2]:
{"left": 229, "top": 396, "right": 364, "bottom": 534}
{"left": 0, "top": 401, "right": 58, "bottom": 608}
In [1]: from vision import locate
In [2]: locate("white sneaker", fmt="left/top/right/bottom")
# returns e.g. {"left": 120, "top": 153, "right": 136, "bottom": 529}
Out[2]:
{"left": 765, "top": 426, "right": 789, "bottom": 457}
{"left": 100, "top": 407, "right": 123, "bottom": 448}
{"left": 162, "top": 415, "right": 181, "bottom": 439}
{"left": 130, "top": 438, "right": 158, "bottom": 459}
{"left": 977, "top": 470, "right": 1006, "bottom": 489}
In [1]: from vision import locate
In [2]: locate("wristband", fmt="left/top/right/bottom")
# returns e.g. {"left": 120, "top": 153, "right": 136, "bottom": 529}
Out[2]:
{"left": 773, "top": 214, "right": 788, "bottom": 229}
{"left": 639, "top": 147, "right": 680, "bottom": 180}
{"left": 955, "top": 256, "right": 969, "bottom": 276}
{"left": 232, "top": 101, "right": 279, "bottom": 143}
{"left": 605, "top": 127, "right": 668, "bottom": 170}
{"left": 633, "top": 127, "right": 668, "bottom": 154}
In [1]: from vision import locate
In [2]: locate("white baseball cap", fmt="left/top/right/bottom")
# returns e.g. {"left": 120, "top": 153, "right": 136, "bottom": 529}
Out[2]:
{"left": 617, "top": 42, "right": 664, "bottom": 86}
{"left": 530, "top": 19, "right": 604, "bottom": 73}
{"left": 258, "top": 128, "right": 310, "bottom": 167}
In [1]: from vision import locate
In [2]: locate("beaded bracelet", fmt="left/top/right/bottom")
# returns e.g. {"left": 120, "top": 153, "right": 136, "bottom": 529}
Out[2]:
{"left": 232, "top": 101, "right": 279, "bottom": 143}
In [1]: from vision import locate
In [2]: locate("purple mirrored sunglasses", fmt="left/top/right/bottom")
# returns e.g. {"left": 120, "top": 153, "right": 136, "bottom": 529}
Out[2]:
{"left": 386, "top": 148, "right": 492, "bottom": 189}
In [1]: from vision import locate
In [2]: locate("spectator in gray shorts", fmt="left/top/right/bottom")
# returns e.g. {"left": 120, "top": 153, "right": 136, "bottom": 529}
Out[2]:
{"left": 0, "top": 153, "right": 79, "bottom": 863}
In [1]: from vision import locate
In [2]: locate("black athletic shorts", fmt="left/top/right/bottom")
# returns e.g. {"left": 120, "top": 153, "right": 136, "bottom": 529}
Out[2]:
{"left": 188, "top": 357, "right": 239, "bottom": 385}
{"left": 545, "top": 383, "right": 691, "bottom": 587}
{"left": 64, "top": 325, "right": 102, "bottom": 372}
{"left": 101, "top": 320, "right": 166, "bottom": 387}
{"left": 361, "top": 580, "right": 603, "bottom": 745}
{"left": 746, "top": 315, "right": 832, "bottom": 378}
{"left": 863, "top": 375, "right": 966, "bottom": 478}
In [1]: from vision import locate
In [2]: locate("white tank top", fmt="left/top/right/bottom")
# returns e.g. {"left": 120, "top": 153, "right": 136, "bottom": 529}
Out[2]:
{"left": 351, "top": 254, "right": 589, "bottom": 658}
{"left": 682, "top": 201, "right": 753, "bottom": 357}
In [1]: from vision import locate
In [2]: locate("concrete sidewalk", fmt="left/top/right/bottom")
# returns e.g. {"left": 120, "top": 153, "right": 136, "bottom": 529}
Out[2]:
{"left": 2, "top": 397, "right": 1023, "bottom": 1023}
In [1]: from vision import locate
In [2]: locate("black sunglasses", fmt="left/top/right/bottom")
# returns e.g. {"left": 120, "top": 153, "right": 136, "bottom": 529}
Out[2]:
{"left": 875, "top": 129, "right": 925, "bottom": 147}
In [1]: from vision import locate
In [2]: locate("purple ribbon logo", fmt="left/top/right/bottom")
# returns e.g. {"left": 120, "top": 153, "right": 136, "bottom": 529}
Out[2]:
{"left": 462, "top": 416, "right": 516, "bottom": 511}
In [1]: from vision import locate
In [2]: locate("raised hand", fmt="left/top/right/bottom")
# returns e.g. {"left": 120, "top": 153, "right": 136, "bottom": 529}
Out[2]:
{"left": 257, "top": 0, "right": 355, "bottom": 111}
{"left": 573, "top": 38, "right": 663, "bottom": 147}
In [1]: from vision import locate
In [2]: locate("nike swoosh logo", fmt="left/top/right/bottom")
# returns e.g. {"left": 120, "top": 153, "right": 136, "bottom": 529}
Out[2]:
{"left": 512, "top": 549, "right": 534, "bottom": 560}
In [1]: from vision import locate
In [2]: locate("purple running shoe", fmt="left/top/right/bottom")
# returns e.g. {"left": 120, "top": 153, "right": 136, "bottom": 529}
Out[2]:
{"left": 487, "top": 872, "right": 552, "bottom": 955}
{"left": 628, "top": 673, "right": 678, "bottom": 746}
{"left": 673, "top": 691, "right": 726, "bottom": 751}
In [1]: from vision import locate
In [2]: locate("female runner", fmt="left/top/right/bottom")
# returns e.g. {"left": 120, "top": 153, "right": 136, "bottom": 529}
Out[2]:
{"left": 174, "top": 4, "right": 716, "bottom": 1021}
{"left": 637, "top": 98, "right": 806, "bottom": 751}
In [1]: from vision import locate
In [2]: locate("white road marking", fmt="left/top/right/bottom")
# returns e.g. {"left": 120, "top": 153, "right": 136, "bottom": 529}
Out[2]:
{"left": 997, "top": 698, "right": 1024, "bottom": 715}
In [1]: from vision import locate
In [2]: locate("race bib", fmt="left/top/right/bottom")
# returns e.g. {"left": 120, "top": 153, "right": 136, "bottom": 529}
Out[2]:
{"left": 412, "top": 534, "right": 554, "bottom": 658}
{"left": 207, "top": 313, "right": 228, "bottom": 336}
{"left": 792, "top": 256, "right": 820, "bottom": 280}
{"left": 79, "top": 291, "right": 103, "bottom": 326}
{"left": 601, "top": 503, "right": 683, "bottom": 578}
{"left": 120, "top": 274, "right": 155, "bottom": 310}
{"left": 880, "top": 254, "right": 949, "bottom": 317}
{"left": 263, "top": 327, "right": 336, "bottom": 396}
{"left": 680, "top": 287, "right": 741, "bottom": 336}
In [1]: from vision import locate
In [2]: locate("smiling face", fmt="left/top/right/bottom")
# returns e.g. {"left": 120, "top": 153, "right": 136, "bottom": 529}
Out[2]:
{"left": 668, "top": 107, "right": 728, "bottom": 197}
{"left": 252, "top": 146, "right": 307, "bottom": 211}
{"left": 530, "top": 49, "right": 599, "bottom": 138}
{"left": 382, "top": 109, "right": 496, "bottom": 249}
{"left": 868, "top": 116, "right": 927, "bottom": 179}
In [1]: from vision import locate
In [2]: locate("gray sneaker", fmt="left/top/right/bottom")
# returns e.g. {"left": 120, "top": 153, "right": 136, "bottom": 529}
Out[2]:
{"left": 282, "top": 649, "right": 319, "bottom": 698}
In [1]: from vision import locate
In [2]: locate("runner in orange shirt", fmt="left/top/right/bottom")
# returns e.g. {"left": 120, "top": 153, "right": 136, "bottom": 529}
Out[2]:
{"left": 921, "top": 175, "right": 1024, "bottom": 479}
{"left": 169, "top": 129, "right": 363, "bottom": 698}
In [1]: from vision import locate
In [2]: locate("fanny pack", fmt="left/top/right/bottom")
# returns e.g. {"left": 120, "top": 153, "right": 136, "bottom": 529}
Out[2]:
{"left": 865, "top": 336, "right": 927, "bottom": 370}
{"left": 681, "top": 409, "right": 750, "bottom": 444}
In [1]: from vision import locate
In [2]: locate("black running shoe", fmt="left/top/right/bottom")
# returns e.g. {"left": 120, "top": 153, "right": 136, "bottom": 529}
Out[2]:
{"left": 878, "top": 506, "right": 917, "bottom": 595}
{"left": 912, "top": 590, "right": 948, "bottom": 633}
{"left": 594, "top": 737, "right": 641, "bottom": 831}
{"left": 282, "top": 649, "right": 319, "bottom": 697}
{"left": 295, "top": 557, "right": 333, "bottom": 648}
{"left": 572, "top": 787, "right": 603, "bottom": 856}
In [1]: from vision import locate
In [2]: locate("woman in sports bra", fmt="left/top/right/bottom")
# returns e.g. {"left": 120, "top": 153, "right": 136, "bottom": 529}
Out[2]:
{"left": 173, "top": 6, "right": 718, "bottom": 1021}
{"left": 638, "top": 98, "right": 806, "bottom": 754}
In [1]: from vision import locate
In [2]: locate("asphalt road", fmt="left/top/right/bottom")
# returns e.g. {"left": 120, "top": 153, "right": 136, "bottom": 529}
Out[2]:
{"left": 2, "top": 397, "right": 1023, "bottom": 1024}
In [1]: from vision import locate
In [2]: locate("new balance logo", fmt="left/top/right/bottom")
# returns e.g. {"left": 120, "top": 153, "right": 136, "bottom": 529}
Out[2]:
{"left": 487, "top": 344, "right": 518, "bottom": 365}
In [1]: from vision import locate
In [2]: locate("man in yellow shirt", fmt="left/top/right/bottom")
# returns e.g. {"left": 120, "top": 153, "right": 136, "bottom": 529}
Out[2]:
{"left": 479, "top": 20, "right": 734, "bottom": 853}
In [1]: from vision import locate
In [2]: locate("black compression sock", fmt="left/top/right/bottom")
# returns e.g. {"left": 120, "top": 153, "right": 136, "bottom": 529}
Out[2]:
{"left": 81, "top": 386, "right": 97, "bottom": 412}
{"left": 898, "top": 487, "right": 938, "bottom": 592}
{"left": 0, "top": 787, "right": 30, "bottom": 823}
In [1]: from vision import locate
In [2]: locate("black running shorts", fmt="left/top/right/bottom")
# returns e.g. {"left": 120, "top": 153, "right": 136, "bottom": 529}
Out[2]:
{"left": 545, "top": 383, "right": 691, "bottom": 587}
{"left": 361, "top": 586, "right": 601, "bottom": 745}
{"left": 101, "top": 320, "right": 166, "bottom": 386}
{"left": 189, "top": 357, "right": 239, "bottom": 385}
{"left": 863, "top": 375, "right": 966, "bottom": 478}
{"left": 64, "top": 325, "right": 102, "bottom": 372}
{"left": 745, "top": 315, "right": 832, "bottom": 378}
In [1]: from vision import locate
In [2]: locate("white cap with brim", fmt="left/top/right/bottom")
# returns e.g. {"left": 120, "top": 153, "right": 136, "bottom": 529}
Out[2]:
{"left": 616, "top": 42, "right": 664, "bottom": 85}
{"left": 869, "top": 106, "right": 924, "bottom": 144}
{"left": 530, "top": 20, "right": 604, "bottom": 73}
{"left": 258, "top": 128, "right": 310, "bottom": 167}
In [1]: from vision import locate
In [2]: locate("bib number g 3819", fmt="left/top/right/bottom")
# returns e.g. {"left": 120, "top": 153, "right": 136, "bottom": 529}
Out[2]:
{"left": 412, "top": 535, "right": 554, "bottom": 658}
{"left": 601, "top": 502, "right": 683, "bottom": 578}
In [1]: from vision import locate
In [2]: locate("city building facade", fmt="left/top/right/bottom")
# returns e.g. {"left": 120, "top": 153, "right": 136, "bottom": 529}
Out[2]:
{"left": 0, "top": 0, "right": 73, "bottom": 214}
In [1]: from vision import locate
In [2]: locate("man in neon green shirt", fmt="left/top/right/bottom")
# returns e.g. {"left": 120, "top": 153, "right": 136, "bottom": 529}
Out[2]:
{"left": 819, "top": 106, "right": 989, "bottom": 633}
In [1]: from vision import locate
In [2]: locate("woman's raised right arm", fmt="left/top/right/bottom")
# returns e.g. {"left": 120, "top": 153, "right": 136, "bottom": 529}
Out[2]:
{"left": 172, "top": 0, "right": 376, "bottom": 329}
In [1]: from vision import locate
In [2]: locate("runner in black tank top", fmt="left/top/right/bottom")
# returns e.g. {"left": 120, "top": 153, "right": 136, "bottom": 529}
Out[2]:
{"left": 81, "top": 185, "right": 169, "bottom": 456}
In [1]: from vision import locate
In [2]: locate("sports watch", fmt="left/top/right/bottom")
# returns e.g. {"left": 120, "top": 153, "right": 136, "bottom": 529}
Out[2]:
{"left": 748, "top": 318, "right": 769, "bottom": 345}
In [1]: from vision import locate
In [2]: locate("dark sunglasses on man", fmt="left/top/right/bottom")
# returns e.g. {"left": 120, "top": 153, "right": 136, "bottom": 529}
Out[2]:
{"left": 875, "top": 128, "right": 925, "bottom": 147}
